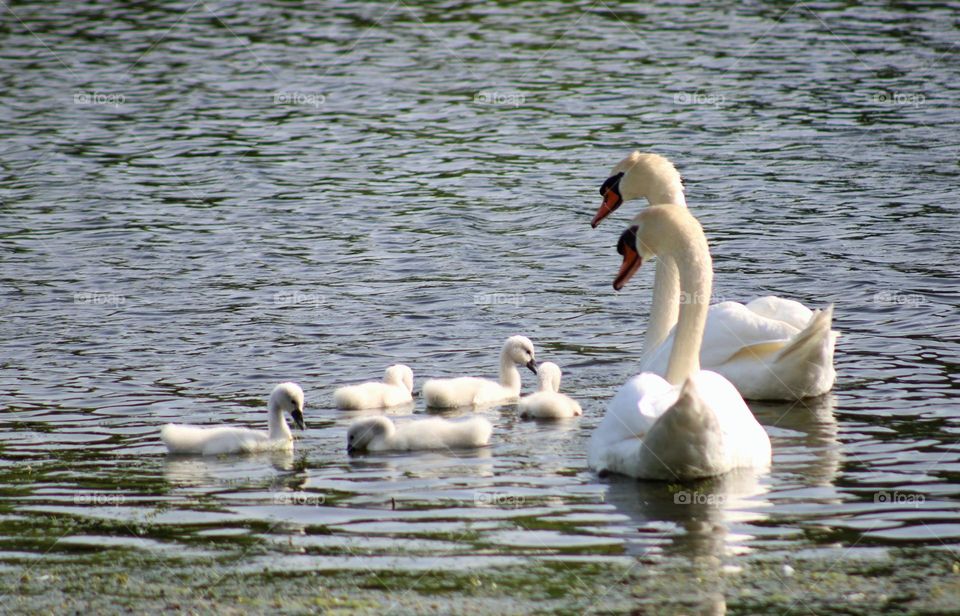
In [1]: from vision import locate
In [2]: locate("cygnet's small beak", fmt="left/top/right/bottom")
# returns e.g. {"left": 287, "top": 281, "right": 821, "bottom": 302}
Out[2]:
{"left": 291, "top": 409, "right": 306, "bottom": 430}
{"left": 525, "top": 359, "right": 538, "bottom": 374}
{"left": 592, "top": 188, "right": 623, "bottom": 228}
{"left": 411, "top": 390, "right": 420, "bottom": 398}
{"left": 346, "top": 444, "right": 354, "bottom": 455}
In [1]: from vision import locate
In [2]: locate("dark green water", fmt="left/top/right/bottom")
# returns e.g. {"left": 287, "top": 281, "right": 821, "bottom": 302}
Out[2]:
{"left": 1, "top": 1, "right": 959, "bottom": 613}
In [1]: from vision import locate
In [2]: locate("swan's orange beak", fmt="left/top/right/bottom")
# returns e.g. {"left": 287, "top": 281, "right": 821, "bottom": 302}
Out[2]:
{"left": 613, "top": 225, "right": 641, "bottom": 291}
{"left": 613, "top": 245, "right": 641, "bottom": 291}
{"left": 592, "top": 189, "right": 623, "bottom": 228}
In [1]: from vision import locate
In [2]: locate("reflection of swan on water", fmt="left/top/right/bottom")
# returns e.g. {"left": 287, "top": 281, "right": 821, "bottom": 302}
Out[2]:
{"left": 750, "top": 393, "right": 841, "bottom": 489}
{"left": 599, "top": 468, "right": 770, "bottom": 562}
{"left": 163, "top": 449, "right": 297, "bottom": 487}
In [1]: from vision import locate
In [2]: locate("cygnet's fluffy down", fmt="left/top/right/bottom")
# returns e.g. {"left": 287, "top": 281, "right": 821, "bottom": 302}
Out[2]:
{"left": 333, "top": 364, "right": 414, "bottom": 409}
{"left": 423, "top": 336, "right": 537, "bottom": 408}
{"left": 346, "top": 415, "right": 492, "bottom": 453}
{"left": 160, "top": 382, "right": 306, "bottom": 455}
{"left": 518, "top": 362, "right": 583, "bottom": 419}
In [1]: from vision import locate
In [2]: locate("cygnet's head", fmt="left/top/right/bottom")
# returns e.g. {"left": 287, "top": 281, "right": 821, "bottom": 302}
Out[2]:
{"left": 346, "top": 416, "right": 393, "bottom": 454}
{"left": 536, "top": 361, "right": 562, "bottom": 393}
{"left": 270, "top": 382, "right": 306, "bottom": 430}
{"left": 613, "top": 205, "right": 704, "bottom": 291}
{"left": 503, "top": 335, "right": 537, "bottom": 374}
{"left": 384, "top": 364, "right": 414, "bottom": 393}
{"left": 592, "top": 151, "right": 684, "bottom": 228}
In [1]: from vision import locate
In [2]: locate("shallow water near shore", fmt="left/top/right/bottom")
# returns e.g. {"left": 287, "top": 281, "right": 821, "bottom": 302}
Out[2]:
{"left": 1, "top": 1, "right": 959, "bottom": 613}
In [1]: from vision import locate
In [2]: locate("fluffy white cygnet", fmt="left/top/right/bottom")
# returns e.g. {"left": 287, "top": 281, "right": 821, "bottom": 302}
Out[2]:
{"left": 333, "top": 364, "right": 414, "bottom": 409}
{"left": 160, "top": 382, "right": 305, "bottom": 456}
{"left": 346, "top": 415, "right": 492, "bottom": 453}
{"left": 518, "top": 362, "right": 583, "bottom": 419}
{"left": 423, "top": 336, "right": 537, "bottom": 408}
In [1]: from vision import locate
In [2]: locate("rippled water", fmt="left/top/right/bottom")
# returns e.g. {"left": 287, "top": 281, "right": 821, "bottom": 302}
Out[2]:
{"left": 2, "top": 0, "right": 959, "bottom": 611}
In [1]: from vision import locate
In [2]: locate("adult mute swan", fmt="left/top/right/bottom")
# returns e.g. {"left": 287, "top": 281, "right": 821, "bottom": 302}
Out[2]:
{"left": 423, "top": 336, "right": 537, "bottom": 408}
{"left": 160, "top": 382, "right": 305, "bottom": 455}
{"left": 346, "top": 415, "right": 492, "bottom": 453}
{"left": 518, "top": 361, "right": 583, "bottom": 419}
{"left": 588, "top": 206, "right": 771, "bottom": 480}
{"left": 592, "top": 151, "right": 837, "bottom": 400}
{"left": 333, "top": 364, "right": 414, "bottom": 409}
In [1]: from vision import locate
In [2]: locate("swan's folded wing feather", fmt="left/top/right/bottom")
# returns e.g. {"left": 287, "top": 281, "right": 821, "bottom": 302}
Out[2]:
{"left": 745, "top": 296, "right": 814, "bottom": 330}
{"left": 645, "top": 302, "right": 803, "bottom": 373}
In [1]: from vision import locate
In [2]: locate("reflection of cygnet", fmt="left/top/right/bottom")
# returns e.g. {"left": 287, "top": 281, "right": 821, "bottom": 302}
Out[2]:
{"left": 333, "top": 364, "right": 414, "bottom": 409}
{"left": 160, "top": 382, "right": 305, "bottom": 455}
{"left": 346, "top": 415, "right": 492, "bottom": 453}
{"left": 518, "top": 362, "right": 582, "bottom": 419}
{"left": 423, "top": 336, "right": 537, "bottom": 408}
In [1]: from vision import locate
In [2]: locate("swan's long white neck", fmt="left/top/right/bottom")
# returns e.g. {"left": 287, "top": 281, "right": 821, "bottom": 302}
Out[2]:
{"left": 640, "top": 256, "right": 680, "bottom": 366}
{"left": 268, "top": 402, "right": 293, "bottom": 440}
{"left": 663, "top": 225, "right": 712, "bottom": 385}
{"left": 646, "top": 185, "right": 686, "bottom": 208}
{"left": 499, "top": 354, "right": 522, "bottom": 393}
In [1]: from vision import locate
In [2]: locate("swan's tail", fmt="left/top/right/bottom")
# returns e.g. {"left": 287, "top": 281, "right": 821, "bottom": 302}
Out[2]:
{"left": 771, "top": 304, "right": 837, "bottom": 397}
{"left": 639, "top": 379, "right": 729, "bottom": 480}
{"left": 775, "top": 304, "right": 836, "bottom": 363}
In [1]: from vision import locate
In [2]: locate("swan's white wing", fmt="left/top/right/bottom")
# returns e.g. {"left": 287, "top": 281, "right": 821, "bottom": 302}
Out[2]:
{"left": 744, "top": 296, "right": 814, "bottom": 330}
{"left": 643, "top": 301, "right": 802, "bottom": 374}
{"left": 587, "top": 373, "right": 677, "bottom": 472}
{"left": 161, "top": 424, "right": 272, "bottom": 455}
{"left": 693, "top": 371, "right": 772, "bottom": 470}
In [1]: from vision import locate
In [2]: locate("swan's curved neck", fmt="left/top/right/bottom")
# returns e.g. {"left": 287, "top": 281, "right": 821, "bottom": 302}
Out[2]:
{"left": 664, "top": 232, "right": 712, "bottom": 385}
{"left": 499, "top": 356, "right": 522, "bottom": 393}
{"left": 268, "top": 404, "right": 292, "bottom": 440}
{"left": 640, "top": 256, "right": 680, "bottom": 366}
{"left": 648, "top": 186, "right": 686, "bottom": 208}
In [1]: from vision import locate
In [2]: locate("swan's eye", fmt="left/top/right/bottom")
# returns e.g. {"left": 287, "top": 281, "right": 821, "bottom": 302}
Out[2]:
{"left": 617, "top": 226, "right": 638, "bottom": 256}
{"left": 599, "top": 172, "right": 624, "bottom": 196}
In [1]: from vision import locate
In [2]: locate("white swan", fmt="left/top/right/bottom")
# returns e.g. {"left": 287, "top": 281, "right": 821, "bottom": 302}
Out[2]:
{"left": 160, "top": 382, "right": 305, "bottom": 455}
{"left": 593, "top": 151, "right": 837, "bottom": 400}
{"left": 423, "top": 336, "right": 537, "bottom": 408}
{"left": 333, "top": 364, "right": 414, "bottom": 409}
{"left": 588, "top": 205, "right": 771, "bottom": 480}
{"left": 346, "top": 415, "right": 492, "bottom": 453}
{"left": 518, "top": 361, "right": 583, "bottom": 419}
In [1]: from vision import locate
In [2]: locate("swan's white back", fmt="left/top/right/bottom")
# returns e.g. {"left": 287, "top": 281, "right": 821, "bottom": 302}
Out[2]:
{"left": 642, "top": 299, "right": 836, "bottom": 400}
{"left": 347, "top": 415, "right": 492, "bottom": 452}
{"left": 161, "top": 424, "right": 288, "bottom": 456}
{"left": 334, "top": 364, "right": 414, "bottom": 409}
